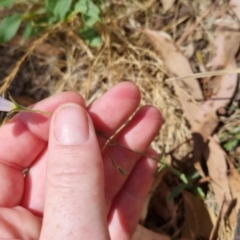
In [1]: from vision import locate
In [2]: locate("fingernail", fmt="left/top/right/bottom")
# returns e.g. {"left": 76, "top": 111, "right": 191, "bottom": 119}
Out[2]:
{"left": 54, "top": 104, "right": 89, "bottom": 145}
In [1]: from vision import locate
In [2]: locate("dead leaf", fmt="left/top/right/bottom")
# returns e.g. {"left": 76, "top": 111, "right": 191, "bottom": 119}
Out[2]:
{"left": 228, "top": 158, "right": 240, "bottom": 211}
{"left": 150, "top": 177, "right": 177, "bottom": 222}
{"left": 230, "top": 0, "right": 240, "bottom": 20}
{"left": 141, "top": 29, "right": 203, "bottom": 126}
{"left": 141, "top": 166, "right": 168, "bottom": 222}
{"left": 207, "top": 136, "right": 232, "bottom": 215}
{"left": 161, "top": 0, "right": 175, "bottom": 13}
{"left": 209, "top": 198, "right": 225, "bottom": 240}
{"left": 132, "top": 224, "right": 171, "bottom": 240}
{"left": 181, "top": 190, "right": 213, "bottom": 239}
{"left": 192, "top": 32, "right": 239, "bottom": 139}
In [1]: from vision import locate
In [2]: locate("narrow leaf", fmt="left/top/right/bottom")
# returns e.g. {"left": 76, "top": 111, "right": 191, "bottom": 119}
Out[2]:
{"left": 224, "top": 139, "right": 238, "bottom": 151}
{"left": 0, "top": 13, "right": 23, "bottom": 42}
{"left": 187, "top": 171, "right": 200, "bottom": 180}
{"left": 168, "top": 183, "right": 187, "bottom": 200}
{"left": 22, "top": 22, "right": 33, "bottom": 39}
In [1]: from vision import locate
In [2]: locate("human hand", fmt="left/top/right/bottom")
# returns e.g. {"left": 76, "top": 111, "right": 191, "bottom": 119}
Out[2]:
{"left": 0, "top": 82, "right": 162, "bottom": 239}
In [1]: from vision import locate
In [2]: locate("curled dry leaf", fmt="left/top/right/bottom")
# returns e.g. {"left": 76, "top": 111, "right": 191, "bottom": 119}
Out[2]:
{"left": 141, "top": 167, "right": 168, "bottom": 222}
{"left": 181, "top": 190, "right": 213, "bottom": 239}
{"left": 132, "top": 224, "right": 171, "bottom": 240}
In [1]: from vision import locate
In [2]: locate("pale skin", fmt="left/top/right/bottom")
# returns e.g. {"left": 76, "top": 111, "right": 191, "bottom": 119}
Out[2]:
{"left": 0, "top": 82, "right": 162, "bottom": 240}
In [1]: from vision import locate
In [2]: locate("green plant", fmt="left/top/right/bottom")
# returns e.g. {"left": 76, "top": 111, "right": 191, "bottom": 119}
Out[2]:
{"left": 220, "top": 125, "right": 240, "bottom": 152}
{"left": 0, "top": 0, "right": 102, "bottom": 46}
{"left": 156, "top": 154, "right": 205, "bottom": 200}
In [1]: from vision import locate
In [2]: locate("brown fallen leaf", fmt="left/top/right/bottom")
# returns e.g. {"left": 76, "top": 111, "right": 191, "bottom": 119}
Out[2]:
{"left": 228, "top": 158, "right": 240, "bottom": 211}
{"left": 209, "top": 197, "right": 225, "bottom": 240}
{"left": 161, "top": 0, "right": 175, "bottom": 13}
{"left": 230, "top": 0, "right": 240, "bottom": 20}
{"left": 141, "top": 167, "right": 168, "bottom": 222}
{"left": 132, "top": 224, "right": 171, "bottom": 240}
{"left": 142, "top": 25, "right": 238, "bottom": 216}
{"left": 207, "top": 136, "right": 233, "bottom": 216}
{"left": 149, "top": 174, "right": 177, "bottom": 223}
{"left": 192, "top": 32, "right": 239, "bottom": 140}
{"left": 181, "top": 190, "right": 213, "bottom": 239}
{"left": 141, "top": 29, "right": 203, "bottom": 126}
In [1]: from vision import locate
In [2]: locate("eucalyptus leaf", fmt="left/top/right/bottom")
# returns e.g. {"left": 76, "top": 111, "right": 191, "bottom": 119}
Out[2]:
{"left": 0, "top": 13, "right": 23, "bottom": 42}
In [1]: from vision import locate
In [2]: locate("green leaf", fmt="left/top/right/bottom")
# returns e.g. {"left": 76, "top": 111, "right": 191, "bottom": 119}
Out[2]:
{"left": 224, "top": 139, "right": 238, "bottom": 151}
{"left": 187, "top": 171, "right": 200, "bottom": 180}
{"left": 229, "top": 126, "right": 240, "bottom": 134}
{"left": 83, "top": 14, "right": 98, "bottom": 27}
{"left": 44, "top": 0, "right": 55, "bottom": 12}
{"left": 193, "top": 187, "right": 205, "bottom": 199}
{"left": 22, "top": 22, "right": 33, "bottom": 39}
{"left": 180, "top": 173, "right": 188, "bottom": 184}
{"left": 53, "top": 0, "right": 72, "bottom": 20}
{"left": 0, "top": 13, "right": 23, "bottom": 42}
{"left": 0, "top": 0, "right": 14, "bottom": 7}
{"left": 168, "top": 183, "right": 187, "bottom": 201}
{"left": 74, "top": 0, "right": 100, "bottom": 21}
{"left": 163, "top": 164, "right": 180, "bottom": 177}
{"left": 44, "top": 0, "right": 72, "bottom": 21}
{"left": 79, "top": 27, "right": 102, "bottom": 47}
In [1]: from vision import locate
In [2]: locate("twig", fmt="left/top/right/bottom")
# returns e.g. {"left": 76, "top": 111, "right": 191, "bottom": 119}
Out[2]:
{"left": 166, "top": 68, "right": 240, "bottom": 82}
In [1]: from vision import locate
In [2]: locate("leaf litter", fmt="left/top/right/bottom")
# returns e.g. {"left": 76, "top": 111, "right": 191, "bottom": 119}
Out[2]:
{"left": 142, "top": 0, "right": 240, "bottom": 238}
{"left": 1, "top": 0, "right": 240, "bottom": 239}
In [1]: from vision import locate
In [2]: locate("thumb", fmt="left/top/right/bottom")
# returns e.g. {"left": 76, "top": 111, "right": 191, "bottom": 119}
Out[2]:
{"left": 40, "top": 104, "right": 110, "bottom": 240}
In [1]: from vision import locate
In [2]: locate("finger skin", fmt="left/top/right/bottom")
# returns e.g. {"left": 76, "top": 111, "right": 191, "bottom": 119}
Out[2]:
{"left": 40, "top": 104, "right": 110, "bottom": 240}
{"left": 0, "top": 206, "right": 41, "bottom": 239}
{"left": 0, "top": 92, "right": 85, "bottom": 207}
{"left": 88, "top": 81, "right": 141, "bottom": 148}
{"left": 21, "top": 82, "right": 141, "bottom": 214}
{"left": 103, "top": 106, "right": 162, "bottom": 210}
{"left": 108, "top": 149, "right": 158, "bottom": 240}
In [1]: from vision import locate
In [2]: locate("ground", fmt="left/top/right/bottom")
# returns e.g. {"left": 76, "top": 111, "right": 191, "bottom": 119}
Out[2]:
{"left": 0, "top": 0, "right": 240, "bottom": 239}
